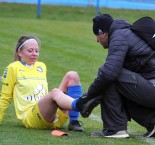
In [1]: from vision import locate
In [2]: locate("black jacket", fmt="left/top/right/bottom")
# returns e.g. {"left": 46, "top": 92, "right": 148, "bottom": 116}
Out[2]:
{"left": 87, "top": 19, "right": 155, "bottom": 98}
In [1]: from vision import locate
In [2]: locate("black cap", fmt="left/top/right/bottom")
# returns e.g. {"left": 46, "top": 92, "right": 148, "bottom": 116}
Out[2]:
{"left": 93, "top": 14, "right": 114, "bottom": 35}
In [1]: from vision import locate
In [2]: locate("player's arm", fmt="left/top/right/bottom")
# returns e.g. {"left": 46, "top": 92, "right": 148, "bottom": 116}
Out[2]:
{"left": 0, "top": 65, "right": 16, "bottom": 124}
{"left": 0, "top": 93, "right": 13, "bottom": 123}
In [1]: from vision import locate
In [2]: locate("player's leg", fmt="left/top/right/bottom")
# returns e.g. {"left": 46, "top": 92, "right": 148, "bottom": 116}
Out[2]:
{"left": 38, "top": 88, "right": 73, "bottom": 123}
{"left": 58, "top": 71, "right": 84, "bottom": 131}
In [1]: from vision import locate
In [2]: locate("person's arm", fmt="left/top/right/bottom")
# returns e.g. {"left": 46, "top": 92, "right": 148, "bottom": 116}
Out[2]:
{"left": 87, "top": 31, "right": 128, "bottom": 99}
{"left": 0, "top": 65, "right": 15, "bottom": 124}
{"left": 0, "top": 93, "right": 13, "bottom": 123}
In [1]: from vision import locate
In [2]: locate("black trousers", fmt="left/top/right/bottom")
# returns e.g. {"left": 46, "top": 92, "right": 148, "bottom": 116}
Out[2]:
{"left": 100, "top": 68, "right": 155, "bottom": 131}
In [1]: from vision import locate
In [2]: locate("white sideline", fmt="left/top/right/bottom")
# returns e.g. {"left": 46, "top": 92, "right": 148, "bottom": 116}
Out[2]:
{"left": 89, "top": 113, "right": 155, "bottom": 145}
{"left": 89, "top": 114, "right": 102, "bottom": 122}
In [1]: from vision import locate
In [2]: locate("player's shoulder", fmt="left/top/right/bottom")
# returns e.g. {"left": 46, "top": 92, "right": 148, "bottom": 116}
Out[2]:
{"left": 7, "top": 61, "right": 21, "bottom": 69}
{"left": 2, "top": 61, "right": 21, "bottom": 75}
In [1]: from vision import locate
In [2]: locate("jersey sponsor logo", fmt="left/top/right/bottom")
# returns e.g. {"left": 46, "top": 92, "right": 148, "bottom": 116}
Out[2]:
{"left": 3, "top": 68, "right": 8, "bottom": 78}
{"left": 25, "top": 95, "right": 42, "bottom": 102}
{"left": 25, "top": 84, "right": 47, "bottom": 102}
{"left": 37, "top": 66, "right": 43, "bottom": 72}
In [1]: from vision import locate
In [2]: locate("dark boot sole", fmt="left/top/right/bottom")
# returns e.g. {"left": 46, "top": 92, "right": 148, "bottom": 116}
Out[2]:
{"left": 80, "top": 96, "right": 100, "bottom": 118}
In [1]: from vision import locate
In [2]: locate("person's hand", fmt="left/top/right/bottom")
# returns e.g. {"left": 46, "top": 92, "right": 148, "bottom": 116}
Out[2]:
{"left": 81, "top": 92, "right": 87, "bottom": 98}
{"left": 77, "top": 93, "right": 101, "bottom": 118}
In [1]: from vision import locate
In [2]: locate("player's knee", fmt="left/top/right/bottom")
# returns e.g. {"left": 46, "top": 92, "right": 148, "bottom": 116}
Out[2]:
{"left": 65, "top": 71, "right": 80, "bottom": 82}
{"left": 49, "top": 88, "right": 62, "bottom": 100}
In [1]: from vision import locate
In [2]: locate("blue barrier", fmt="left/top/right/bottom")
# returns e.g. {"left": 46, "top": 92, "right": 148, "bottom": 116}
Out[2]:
{"left": 1, "top": 0, "right": 155, "bottom": 11}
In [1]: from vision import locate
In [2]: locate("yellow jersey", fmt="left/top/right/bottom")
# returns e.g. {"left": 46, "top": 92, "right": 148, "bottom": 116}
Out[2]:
{"left": 0, "top": 61, "right": 48, "bottom": 123}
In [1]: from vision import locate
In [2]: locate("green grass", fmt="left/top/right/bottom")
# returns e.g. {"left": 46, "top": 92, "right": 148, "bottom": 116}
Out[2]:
{"left": 0, "top": 2, "right": 155, "bottom": 145}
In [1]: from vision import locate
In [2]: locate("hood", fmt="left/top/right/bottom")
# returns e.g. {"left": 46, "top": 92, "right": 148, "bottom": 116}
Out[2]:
{"left": 109, "top": 19, "right": 131, "bottom": 36}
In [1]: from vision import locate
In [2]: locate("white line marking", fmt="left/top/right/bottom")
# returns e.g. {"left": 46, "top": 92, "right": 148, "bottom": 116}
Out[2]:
{"left": 89, "top": 114, "right": 102, "bottom": 122}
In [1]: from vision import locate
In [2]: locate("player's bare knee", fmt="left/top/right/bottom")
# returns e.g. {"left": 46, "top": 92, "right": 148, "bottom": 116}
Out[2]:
{"left": 65, "top": 71, "right": 80, "bottom": 82}
{"left": 49, "top": 88, "right": 63, "bottom": 100}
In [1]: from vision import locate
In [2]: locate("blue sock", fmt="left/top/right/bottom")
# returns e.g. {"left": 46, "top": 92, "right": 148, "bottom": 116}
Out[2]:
{"left": 71, "top": 99, "right": 79, "bottom": 111}
{"left": 67, "top": 86, "right": 82, "bottom": 122}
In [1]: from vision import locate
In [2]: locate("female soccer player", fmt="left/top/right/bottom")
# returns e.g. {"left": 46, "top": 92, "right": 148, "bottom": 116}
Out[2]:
{"left": 0, "top": 35, "right": 83, "bottom": 131}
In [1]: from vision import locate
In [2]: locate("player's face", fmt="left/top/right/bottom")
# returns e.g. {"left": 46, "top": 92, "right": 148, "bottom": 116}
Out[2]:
{"left": 18, "top": 39, "right": 39, "bottom": 65}
{"left": 96, "top": 33, "right": 108, "bottom": 49}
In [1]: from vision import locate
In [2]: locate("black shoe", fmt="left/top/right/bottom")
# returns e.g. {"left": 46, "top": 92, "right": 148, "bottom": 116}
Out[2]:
{"left": 68, "top": 120, "right": 84, "bottom": 132}
{"left": 144, "top": 124, "right": 155, "bottom": 138}
{"left": 91, "top": 130, "right": 129, "bottom": 138}
{"left": 76, "top": 96, "right": 100, "bottom": 118}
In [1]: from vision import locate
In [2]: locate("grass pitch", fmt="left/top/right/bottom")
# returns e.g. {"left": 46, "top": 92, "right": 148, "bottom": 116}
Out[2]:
{"left": 0, "top": 2, "right": 155, "bottom": 145}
